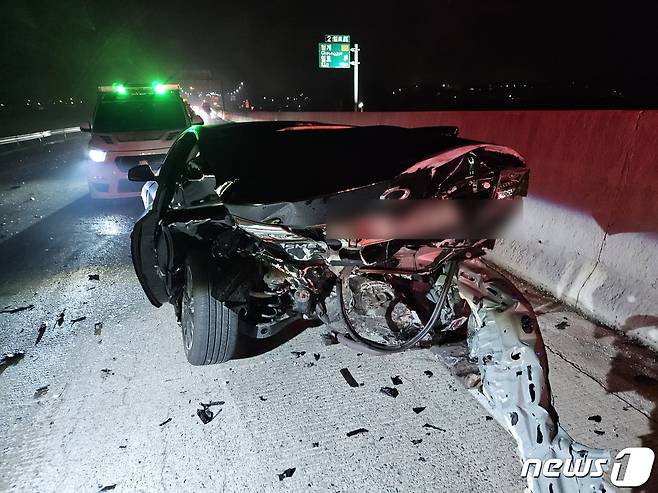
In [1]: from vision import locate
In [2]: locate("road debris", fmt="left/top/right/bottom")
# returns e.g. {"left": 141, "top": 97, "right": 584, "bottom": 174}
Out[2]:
{"left": 313, "top": 353, "right": 320, "bottom": 361}
{"left": 291, "top": 351, "right": 306, "bottom": 358}
{"left": 71, "top": 316, "right": 86, "bottom": 325}
{"left": 346, "top": 428, "right": 369, "bottom": 437}
{"left": 422, "top": 423, "right": 445, "bottom": 431}
{"left": 555, "top": 321, "right": 570, "bottom": 330}
{"left": 35, "top": 321, "right": 47, "bottom": 345}
{"left": 412, "top": 407, "right": 426, "bottom": 414}
{"left": 424, "top": 370, "right": 433, "bottom": 377}
{"left": 320, "top": 332, "right": 339, "bottom": 345}
{"left": 340, "top": 368, "right": 360, "bottom": 388}
{"left": 312, "top": 442, "right": 319, "bottom": 447}
{"left": 34, "top": 385, "right": 49, "bottom": 398}
{"left": 412, "top": 438, "right": 423, "bottom": 445}
{"left": 94, "top": 322, "right": 102, "bottom": 336}
{"left": 0, "top": 304, "right": 34, "bottom": 314}
{"left": 259, "top": 396, "right": 267, "bottom": 401}
{"left": 196, "top": 401, "right": 225, "bottom": 424}
{"left": 159, "top": 417, "right": 172, "bottom": 426}
{"left": 89, "top": 274, "right": 100, "bottom": 281}
{"left": 0, "top": 350, "right": 25, "bottom": 375}
{"left": 100, "top": 368, "right": 114, "bottom": 376}
{"left": 463, "top": 373, "right": 481, "bottom": 388}
{"left": 277, "top": 468, "right": 296, "bottom": 481}
{"left": 380, "top": 386, "right": 399, "bottom": 398}
{"left": 593, "top": 430, "right": 605, "bottom": 435}
{"left": 391, "top": 375, "right": 403, "bottom": 385}
{"left": 588, "top": 415, "right": 602, "bottom": 423}
{"left": 56, "top": 310, "right": 65, "bottom": 327}
{"left": 99, "top": 485, "right": 116, "bottom": 492}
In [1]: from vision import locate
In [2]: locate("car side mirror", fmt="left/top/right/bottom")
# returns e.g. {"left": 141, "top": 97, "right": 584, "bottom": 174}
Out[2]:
{"left": 80, "top": 121, "right": 91, "bottom": 132}
{"left": 128, "top": 165, "right": 156, "bottom": 182}
{"left": 192, "top": 114, "right": 204, "bottom": 125}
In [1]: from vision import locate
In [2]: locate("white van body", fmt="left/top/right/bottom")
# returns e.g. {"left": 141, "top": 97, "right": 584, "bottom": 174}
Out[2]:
{"left": 85, "top": 84, "right": 192, "bottom": 199}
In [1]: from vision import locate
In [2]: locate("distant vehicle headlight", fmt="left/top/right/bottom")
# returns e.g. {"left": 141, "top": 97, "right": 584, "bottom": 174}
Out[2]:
{"left": 89, "top": 149, "right": 107, "bottom": 162}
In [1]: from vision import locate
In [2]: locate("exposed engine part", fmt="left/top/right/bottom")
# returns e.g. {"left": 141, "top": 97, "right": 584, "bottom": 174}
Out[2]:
{"left": 336, "top": 260, "right": 458, "bottom": 352}
{"left": 239, "top": 313, "right": 303, "bottom": 339}
{"left": 246, "top": 279, "right": 289, "bottom": 323}
{"left": 349, "top": 277, "right": 395, "bottom": 316}
{"left": 457, "top": 259, "right": 609, "bottom": 493}
{"left": 263, "top": 267, "right": 287, "bottom": 289}
{"left": 427, "top": 273, "right": 463, "bottom": 328}
{"left": 292, "top": 288, "right": 315, "bottom": 315}
{"left": 279, "top": 241, "right": 327, "bottom": 261}
{"left": 360, "top": 241, "right": 404, "bottom": 264}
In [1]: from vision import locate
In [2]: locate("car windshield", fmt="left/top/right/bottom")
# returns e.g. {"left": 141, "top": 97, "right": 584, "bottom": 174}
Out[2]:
{"left": 93, "top": 95, "right": 187, "bottom": 133}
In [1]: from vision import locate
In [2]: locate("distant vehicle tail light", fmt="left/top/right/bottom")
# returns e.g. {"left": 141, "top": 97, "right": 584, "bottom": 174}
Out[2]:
{"left": 89, "top": 149, "right": 107, "bottom": 162}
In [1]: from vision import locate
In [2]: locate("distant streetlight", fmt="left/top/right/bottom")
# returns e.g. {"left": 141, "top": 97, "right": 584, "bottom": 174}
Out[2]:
{"left": 357, "top": 101, "right": 364, "bottom": 112}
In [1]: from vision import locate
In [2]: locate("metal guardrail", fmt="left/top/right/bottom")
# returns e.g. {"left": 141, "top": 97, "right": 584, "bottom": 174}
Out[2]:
{"left": 0, "top": 126, "right": 81, "bottom": 146}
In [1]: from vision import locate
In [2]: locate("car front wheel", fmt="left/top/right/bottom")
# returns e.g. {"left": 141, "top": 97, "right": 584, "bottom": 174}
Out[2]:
{"left": 180, "top": 253, "right": 238, "bottom": 365}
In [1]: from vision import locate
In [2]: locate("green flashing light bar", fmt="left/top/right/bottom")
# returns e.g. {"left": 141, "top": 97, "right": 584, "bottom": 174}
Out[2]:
{"left": 98, "top": 82, "right": 180, "bottom": 95}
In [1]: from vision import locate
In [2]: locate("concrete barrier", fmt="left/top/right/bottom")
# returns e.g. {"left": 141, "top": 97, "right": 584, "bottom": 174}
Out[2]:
{"left": 223, "top": 110, "right": 658, "bottom": 349}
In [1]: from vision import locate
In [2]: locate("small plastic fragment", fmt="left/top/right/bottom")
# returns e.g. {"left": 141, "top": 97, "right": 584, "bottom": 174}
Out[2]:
{"left": 197, "top": 401, "right": 225, "bottom": 424}
{"left": 422, "top": 423, "right": 445, "bottom": 431}
{"left": 35, "top": 322, "right": 47, "bottom": 345}
{"left": 0, "top": 304, "right": 34, "bottom": 314}
{"left": 277, "top": 468, "right": 296, "bottom": 480}
{"left": 380, "top": 386, "right": 399, "bottom": 398}
{"left": 340, "top": 368, "right": 360, "bottom": 388}
{"left": 34, "top": 385, "right": 49, "bottom": 398}
{"left": 320, "top": 332, "right": 339, "bottom": 345}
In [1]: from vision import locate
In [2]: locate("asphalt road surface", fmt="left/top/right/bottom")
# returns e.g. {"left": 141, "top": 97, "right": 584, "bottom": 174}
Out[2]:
{"left": 1, "top": 136, "right": 657, "bottom": 492}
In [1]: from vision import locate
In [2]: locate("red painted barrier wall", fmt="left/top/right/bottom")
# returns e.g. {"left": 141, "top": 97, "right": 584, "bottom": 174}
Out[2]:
{"left": 226, "top": 110, "right": 658, "bottom": 235}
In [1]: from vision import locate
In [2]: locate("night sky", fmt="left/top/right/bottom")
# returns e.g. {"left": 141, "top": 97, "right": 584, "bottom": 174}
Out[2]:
{"left": 1, "top": 1, "right": 657, "bottom": 106}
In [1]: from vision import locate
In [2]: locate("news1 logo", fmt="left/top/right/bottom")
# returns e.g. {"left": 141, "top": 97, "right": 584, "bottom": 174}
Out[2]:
{"left": 521, "top": 447, "right": 655, "bottom": 487}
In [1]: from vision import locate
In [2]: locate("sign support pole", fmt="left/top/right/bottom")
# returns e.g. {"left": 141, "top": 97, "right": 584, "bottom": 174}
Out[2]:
{"left": 352, "top": 43, "right": 360, "bottom": 112}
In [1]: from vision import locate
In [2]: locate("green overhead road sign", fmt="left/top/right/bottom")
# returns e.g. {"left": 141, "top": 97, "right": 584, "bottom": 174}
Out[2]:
{"left": 317, "top": 33, "right": 359, "bottom": 111}
{"left": 325, "top": 34, "right": 350, "bottom": 43}
{"left": 318, "top": 42, "right": 351, "bottom": 69}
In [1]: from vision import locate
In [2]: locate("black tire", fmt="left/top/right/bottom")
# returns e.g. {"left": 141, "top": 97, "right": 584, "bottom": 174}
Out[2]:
{"left": 181, "top": 252, "right": 238, "bottom": 365}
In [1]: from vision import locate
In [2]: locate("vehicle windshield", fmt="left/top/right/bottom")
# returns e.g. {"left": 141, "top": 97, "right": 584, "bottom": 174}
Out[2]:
{"left": 93, "top": 95, "right": 188, "bottom": 133}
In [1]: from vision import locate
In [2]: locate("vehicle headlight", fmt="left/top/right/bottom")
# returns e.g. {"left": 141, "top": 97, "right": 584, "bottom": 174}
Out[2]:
{"left": 89, "top": 149, "right": 107, "bottom": 162}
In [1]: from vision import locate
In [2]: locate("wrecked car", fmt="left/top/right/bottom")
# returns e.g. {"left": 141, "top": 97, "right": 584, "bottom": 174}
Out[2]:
{"left": 130, "top": 121, "right": 608, "bottom": 493}
{"left": 129, "top": 121, "right": 528, "bottom": 364}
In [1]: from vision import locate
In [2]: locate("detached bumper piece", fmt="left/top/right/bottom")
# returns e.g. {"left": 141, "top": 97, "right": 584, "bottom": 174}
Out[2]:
{"left": 457, "top": 259, "right": 609, "bottom": 493}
